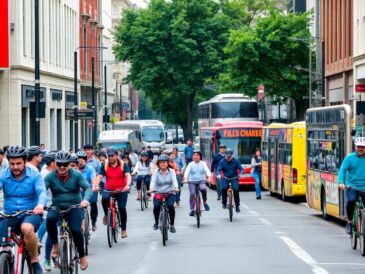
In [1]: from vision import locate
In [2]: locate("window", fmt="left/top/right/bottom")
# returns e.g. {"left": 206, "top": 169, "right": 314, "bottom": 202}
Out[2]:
{"left": 262, "top": 142, "right": 268, "bottom": 161}
{"left": 212, "top": 102, "right": 259, "bottom": 119}
{"left": 278, "top": 143, "right": 292, "bottom": 165}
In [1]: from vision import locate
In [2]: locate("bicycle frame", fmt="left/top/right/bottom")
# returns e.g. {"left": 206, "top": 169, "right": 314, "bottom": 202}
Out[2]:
{"left": 109, "top": 196, "right": 118, "bottom": 230}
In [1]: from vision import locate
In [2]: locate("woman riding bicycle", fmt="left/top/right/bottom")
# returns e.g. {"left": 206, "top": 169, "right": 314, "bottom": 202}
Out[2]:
{"left": 131, "top": 152, "right": 153, "bottom": 201}
{"left": 183, "top": 150, "right": 211, "bottom": 216}
{"left": 149, "top": 155, "right": 179, "bottom": 233}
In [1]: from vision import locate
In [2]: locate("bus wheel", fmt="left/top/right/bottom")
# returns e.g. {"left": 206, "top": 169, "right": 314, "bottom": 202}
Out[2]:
{"left": 321, "top": 188, "right": 328, "bottom": 220}
{"left": 281, "top": 182, "right": 287, "bottom": 202}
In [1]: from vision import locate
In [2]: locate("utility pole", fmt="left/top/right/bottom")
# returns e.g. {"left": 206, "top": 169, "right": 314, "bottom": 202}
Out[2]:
{"left": 92, "top": 57, "right": 97, "bottom": 146}
{"left": 104, "top": 65, "right": 108, "bottom": 130}
{"left": 34, "top": 0, "right": 40, "bottom": 145}
{"left": 73, "top": 51, "right": 78, "bottom": 150}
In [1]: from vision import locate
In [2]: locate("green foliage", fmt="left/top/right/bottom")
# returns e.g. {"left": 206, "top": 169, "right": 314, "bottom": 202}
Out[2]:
{"left": 221, "top": 11, "right": 311, "bottom": 104}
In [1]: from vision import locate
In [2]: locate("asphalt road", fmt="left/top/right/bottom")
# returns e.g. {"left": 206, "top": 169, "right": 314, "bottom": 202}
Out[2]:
{"left": 42, "top": 187, "right": 365, "bottom": 274}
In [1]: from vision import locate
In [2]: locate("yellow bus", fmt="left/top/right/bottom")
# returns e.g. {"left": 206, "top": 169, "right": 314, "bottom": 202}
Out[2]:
{"left": 306, "top": 105, "right": 352, "bottom": 220}
{"left": 261, "top": 122, "right": 306, "bottom": 201}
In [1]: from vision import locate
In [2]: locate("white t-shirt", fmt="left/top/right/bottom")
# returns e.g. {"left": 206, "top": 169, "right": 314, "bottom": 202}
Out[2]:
{"left": 184, "top": 161, "right": 211, "bottom": 182}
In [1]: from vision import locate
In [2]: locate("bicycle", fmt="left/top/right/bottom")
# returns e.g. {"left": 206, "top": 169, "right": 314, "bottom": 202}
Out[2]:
{"left": 103, "top": 190, "right": 122, "bottom": 248}
{"left": 140, "top": 176, "right": 149, "bottom": 211}
{"left": 153, "top": 191, "right": 174, "bottom": 246}
{"left": 222, "top": 176, "right": 238, "bottom": 222}
{"left": 194, "top": 184, "right": 202, "bottom": 228}
{"left": 49, "top": 205, "right": 83, "bottom": 274}
{"left": 347, "top": 187, "right": 365, "bottom": 256}
{"left": 0, "top": 210, "right": 36, "bottom": 274}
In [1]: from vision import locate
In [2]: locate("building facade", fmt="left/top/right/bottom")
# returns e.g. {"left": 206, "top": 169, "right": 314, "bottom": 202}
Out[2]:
{"left": 321, "top": 0, "right": 353, "bottom": 106}
{"left": 0, "top": 0, "right": 79, "bottom": 150}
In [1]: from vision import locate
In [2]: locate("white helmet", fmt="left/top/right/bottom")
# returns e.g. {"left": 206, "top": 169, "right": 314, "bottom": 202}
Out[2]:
{"left": 355, "top": 137, "right": 365, "bottom": 146}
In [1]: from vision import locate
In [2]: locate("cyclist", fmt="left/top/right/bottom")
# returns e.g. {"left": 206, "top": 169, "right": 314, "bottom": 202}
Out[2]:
{"left": 27, "top": 145, "right": 43, "bottom": 171}
{"left": 149, "top": 155, "right": 179, "bottom": 233}
{"left": 45, "top": 151, "right": 92, "bottom": 271}
{"left": 0, "top": 145, "right": 47, "bottom": 274}
{"left": 77, "top": 150, "right": 98, "bottom": 231}
{"left": 210, "top": 144, "right": 226, "bottom": 200}
{"left": 96, "top": 148, "right": 131, "bottom": 239}
{"left": 84, "top": 144, "right": 101, "bottom": 174}
{"left": 69, "top": 153, "right": 79, "bottom": 170}
{"left": 183, "top": 150, "right": 211, "bottom": 216}
{"left": 131, "top": 152, "right": 153, "bottom": 201}
{"left": 338, "top": 137, "right": 365, "bottom": 234}
{"left": 172, "top": 146, "right": 184, "bottom": 206}
{"left": 216, "top": 148, "right": 243, "bottom": 213}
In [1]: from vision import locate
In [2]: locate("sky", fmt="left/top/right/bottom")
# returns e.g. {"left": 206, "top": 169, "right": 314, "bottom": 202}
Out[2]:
{"left": 130, "top": 0, "right": 148, "bottom": 8}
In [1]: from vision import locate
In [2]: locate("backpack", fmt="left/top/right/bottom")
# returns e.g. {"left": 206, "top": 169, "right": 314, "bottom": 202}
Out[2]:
{"left": 104, "top": 159, "right": 125, "bottom": 173}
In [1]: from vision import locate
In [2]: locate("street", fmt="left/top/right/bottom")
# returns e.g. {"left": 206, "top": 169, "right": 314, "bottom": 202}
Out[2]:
{"left": 43, "top": 187, "right": 365, "bottom": 274}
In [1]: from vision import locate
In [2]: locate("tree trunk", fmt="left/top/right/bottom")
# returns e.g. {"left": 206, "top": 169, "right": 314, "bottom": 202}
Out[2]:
{"left": 182, "top": 93, "right": 195, "bottom": 140}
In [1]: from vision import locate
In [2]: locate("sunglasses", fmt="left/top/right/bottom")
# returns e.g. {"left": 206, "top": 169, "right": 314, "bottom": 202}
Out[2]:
{"left": 357, "top": 146, "right": 365, "bottom": 149}
{"left": 56, "top": 162, "right": 69, "bottom": 167}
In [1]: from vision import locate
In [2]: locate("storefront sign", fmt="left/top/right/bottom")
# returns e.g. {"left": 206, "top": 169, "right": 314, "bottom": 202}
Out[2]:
{"left": 51, "top": 89, "right": 62, "bottom": 101}
{"left": 220, "top": 128, "right": 262, "bottom": 138}
{"left": 355, "top": 84, "right": 365, "bottom": 93}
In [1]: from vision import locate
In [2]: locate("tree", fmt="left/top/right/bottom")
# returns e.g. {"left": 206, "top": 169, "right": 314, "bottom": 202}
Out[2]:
{"left": 220, "top": 11, "right": 312, "bottom": 119}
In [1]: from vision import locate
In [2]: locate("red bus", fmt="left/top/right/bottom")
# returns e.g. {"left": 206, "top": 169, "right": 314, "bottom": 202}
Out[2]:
{"left": 200, "top": 121, "right": 263, "bottom": 186}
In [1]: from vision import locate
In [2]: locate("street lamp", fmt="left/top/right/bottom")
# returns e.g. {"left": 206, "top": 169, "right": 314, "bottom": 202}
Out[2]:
{"left": 73, "top": 46, "right": 107, "bottom": 151}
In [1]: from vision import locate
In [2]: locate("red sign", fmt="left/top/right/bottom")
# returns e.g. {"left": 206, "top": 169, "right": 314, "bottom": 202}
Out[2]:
{"left": 0, "top": 0, "right": 9, "bottom": 69}
{"left": 220, "top": 129, "right": 262, "bottom": 138}
{"left": 257, "top": 84, "right": 265, "bottom": 100}
{"left": 356, "top": 84, "right": 365, "bottom": 93}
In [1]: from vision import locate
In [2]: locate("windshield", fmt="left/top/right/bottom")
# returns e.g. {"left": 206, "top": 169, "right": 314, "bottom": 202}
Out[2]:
{"left": 99, "top": 142, "right": 129, "bottom": 150}
{"left": 216, "top": 137, "right": 261, "bottom": 165}
{"left": 212, "top": 102, "right": 259, "bottom": 119}
{"left": 142, "top": 127, "right": 165, "bottom": 143}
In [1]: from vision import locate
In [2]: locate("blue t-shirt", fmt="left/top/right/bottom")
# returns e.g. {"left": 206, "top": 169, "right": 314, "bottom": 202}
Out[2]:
{"left": 87, "top": 157, "right": 101, "bottom": 174}
{"left": 184, "top": 145, "right": 195, "bottom": 160}
{"left": 338, "top": 152, "right": 365, "bottom": 192}
{"left": 79, "top": 164, "right": 96, "bottom": 186}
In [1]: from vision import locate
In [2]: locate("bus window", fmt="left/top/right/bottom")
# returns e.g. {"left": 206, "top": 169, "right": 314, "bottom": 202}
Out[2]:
{"left": 262, "top": 142, "right": 268, "bottom": 161}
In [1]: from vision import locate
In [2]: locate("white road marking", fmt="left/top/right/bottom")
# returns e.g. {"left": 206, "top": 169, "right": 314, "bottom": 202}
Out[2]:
{"left": 249, "top": 210, "right": 259, "bottom": 216}
{"left": 317, "top": 263, "right": 365, "bottom": 266}
{"left": 275, "top": 231, "right": 284, "bottom": 234}
{"left": 241, "top": 203, "right": 250, "bottom": 209}
{"left": 259, "top": 217, "right": 272, "bottom": 226}
{"left": 280, "top": 236, "right": 328, "bottom": 274}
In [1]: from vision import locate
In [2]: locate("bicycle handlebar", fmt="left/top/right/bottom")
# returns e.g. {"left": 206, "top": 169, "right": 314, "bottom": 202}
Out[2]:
{"left": 47, "top": 205, "right": 83, "bottom": 215}
{"left": 151, "top": 191, "right": 176, "bottom": 195}
{"left": 344, "top": 185, "right": 365, "bottom": 194}
{"left": 0, "top": 210, "right": 35, "bottom": 219}
{"left": 221, "top": 176, "right": 238, "bottom": 181}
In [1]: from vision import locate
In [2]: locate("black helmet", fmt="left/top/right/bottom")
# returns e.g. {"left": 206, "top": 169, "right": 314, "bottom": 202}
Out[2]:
{"left": 44, "top": 152, "right": 56, "bottom": 165}
{"left": 76, "top": 150, "right": 87, "bottom": 160}
{"left": 70, "top": 153, "right": 79, "bottom": 164}
{"left": 6, "top": 145, "right": 28, "bottom": 158}
{"left": 157, "top": 154, "right": 169, "bottom": 164}
{"left": 225, "top": 148, "right": 233, "bottom": 156}
{"left": 219, "top": 144, "right": 226, "bottom": 148}
{"left": 140, "top": 152, "right": 148, "bottom": 157}
{"left": 27, "top": 146, "right": 42, "bottom": 156}
{"left": 193, "top": 149, "right": 202, "bottom": 159}
{"left": 107, "top": 148, "right": 118, "bottom": 156}
{"left": 55, "top": 151, "right": 72, "bottom": 164}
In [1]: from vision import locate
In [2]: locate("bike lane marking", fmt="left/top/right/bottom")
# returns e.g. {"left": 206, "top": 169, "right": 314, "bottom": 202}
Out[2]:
{"left": 280, "top": 236, "right": 329, "bottom": 274}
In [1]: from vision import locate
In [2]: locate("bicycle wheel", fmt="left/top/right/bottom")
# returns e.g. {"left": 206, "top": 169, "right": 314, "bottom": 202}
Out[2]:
{"left": 59, "top": 238, "right": 70, "bottom": 274}
{"left": 228, "top": 190, "right": 233, "bottom": 222}
{"left": 83, "top": 210, "right": 90, "bottom": 256}
{"left": 196, "top": 191, "right": 201, "bottom": 228}
{"left": 360, "top": 211, "right": 365, "bottom": 256}
{"left": 143, "top": 183, "right": 148, "bottom": 209}
{"left": 71, "top": 240, "right": 78, "bottom": 274}
{"left": 20, "top": 250, "right": 32, "bottom": 274}
{"left": 0, "top": 252, "right": 14, "bottom": 274}
{"left": 113, "top": 209, "right": 120, "bottom": 243}
{"left": 107, "top": 210, "right": 113, "bottom": 248}
{"left": 160, "top": 208, "right": 167, "bottom": 246}
{"left": 140, "top": 182, "right": 145, "bottom": 211}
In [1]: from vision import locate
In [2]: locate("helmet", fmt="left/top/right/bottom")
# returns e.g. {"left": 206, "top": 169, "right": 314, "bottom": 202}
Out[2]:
{"left": 140, "top": 152, "right": 148, "bottom": 157}
{"left": 6, "top": 145, "right": 28, "bottom": 158}
{"left": 55, "top": 151, "right": 72, "bottom": 164}
{"left": 0, "top": 148, "right": 4, "bottom": 154}
{"left": 157, "top": 154, "right": 169, "bottom": 164}
{"left": 70, "top": 153, "right": 79, "bottom": 164}
{"left": 193, "top": 149, "right": 202, "bottom": 159}
{"left": 355, "top": 137, "right": 365, "bottom": 146}
{"left": 225, "top": 148, "right": 233, "bottom": 156}
{"left": 76, "top": 150, "right": 87, "bottom": 159}
{"left": 44, "top": 152, "right": 56, "bottom": 161}
{"left": 98, "top": 151, "right": 107, "bottom": 159}
{"left": 106, "top": 148, "right": 118, "bottom": 156}
{"left": 27, "top": 146, "right": 42, "bottom": 156}
{"left": 219, "top": 144, "right": 226, "bottom": 149}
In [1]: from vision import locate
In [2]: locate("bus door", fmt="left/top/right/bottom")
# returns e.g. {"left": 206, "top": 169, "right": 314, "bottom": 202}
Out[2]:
{"left": 268, "top": 138, "right": 279, "bottom": 192}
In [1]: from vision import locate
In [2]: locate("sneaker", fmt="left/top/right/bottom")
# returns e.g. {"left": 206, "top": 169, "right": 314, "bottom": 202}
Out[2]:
{"left": 217, "top": 196, "right": 221, "bottom": 201}
{"left": 189, "top": 210, "right": 195, "bottom": 217}
{"left": 31, "top": 262, "right": 43, "bottom": 274}
{"left": 176, "top": 202, "right": 180, "bottom": 206}
{"left": 204, "top": 203, "right": 210, "bottom": 211}
{"left": 170, "top": 226, "right": 176, "bottom": 233}
{"left": 102, "top": 215, "right": 107, "bottom": 225}
{"left": 92, "top": 222, "right": 97, "bottom": 232}
{"left": 222, "top": 204, "right": 227, "bottom": 209}
{"left": 153, "top": 223, "right": 158, "bottom": 230}
{"left": 345, "top": 222, "right": 353, "bottom": 234}
{"left": 43, "top": 259, "right": 51, "bottom": 272}
{"left": 236, "top": 206, "right": 241, "bottom": 213}
{"left": 256, "top": 196, "right": 261, "bottom": 200}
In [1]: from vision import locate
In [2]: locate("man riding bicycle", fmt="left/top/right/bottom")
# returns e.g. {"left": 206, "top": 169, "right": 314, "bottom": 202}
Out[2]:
{"left": 96, "top": 148, "right": 131, "bottom": 239}
{"left": 216, "top": 149, "right": 243, "bottom": 213}
{"left": 44, "top": 151, "right": 92, "bottom": 271}
{"left": 0, "top": 145, "right": 47, "bottom": 274}
{"left": 339, "top": 137, "right": 365, "bottom": 234}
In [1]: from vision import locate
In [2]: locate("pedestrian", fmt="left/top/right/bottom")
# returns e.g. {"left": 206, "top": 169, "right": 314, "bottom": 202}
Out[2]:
{"left": 251, "top": 148, "right": 262, "bottom": 200}
{"left": 172, "top": 146, "right": 184, "bottom": 205}
{"left": 0, "top": 147, "right": 9, "bottom": 173}
{"left": 210, "top": 144, "right": 226, "bottom": 200}
{"left": 184, "top": 139, "right": 195, "bottom": 165}
{"left": 83, "top": 144, "right": 101, "bottom": 174}
{"left": 146, "top": 146, "right": 154, "bottom": 160}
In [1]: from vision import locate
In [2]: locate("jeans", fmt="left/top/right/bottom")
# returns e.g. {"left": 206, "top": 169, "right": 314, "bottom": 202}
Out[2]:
{"left": 136, "top": 175, "right": 151, "bottom": 190}
{"left": 46, "top": 208, "right": 85, "bottom": 258}
{"left": 188, "top": 181, "right": 207, "bottom": 210}
{"left": 82, "top": 191, "right": 98, "bottom": 224}
{"left": 346, "top": 188, "right": 365, "bottom": 221}
{"left": 252, "top": 171, "right": 262, "bottom": 198}
{"left": 215, "top": 176, "right": 222, "bottom": 198}
{"left": 175, "top": 175, "right": 183, "bottom": 202}
{"left": 221, "top": 178, "right": 240, "bottom": 206}
{"left": 101, "top": 191, "right": 128, "bottom": 230}
{"left": 153, "top": 195, "right": 176, "bottom": 226}
{"left": 38, "top": 218, "right": 47, "bottom": 241}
